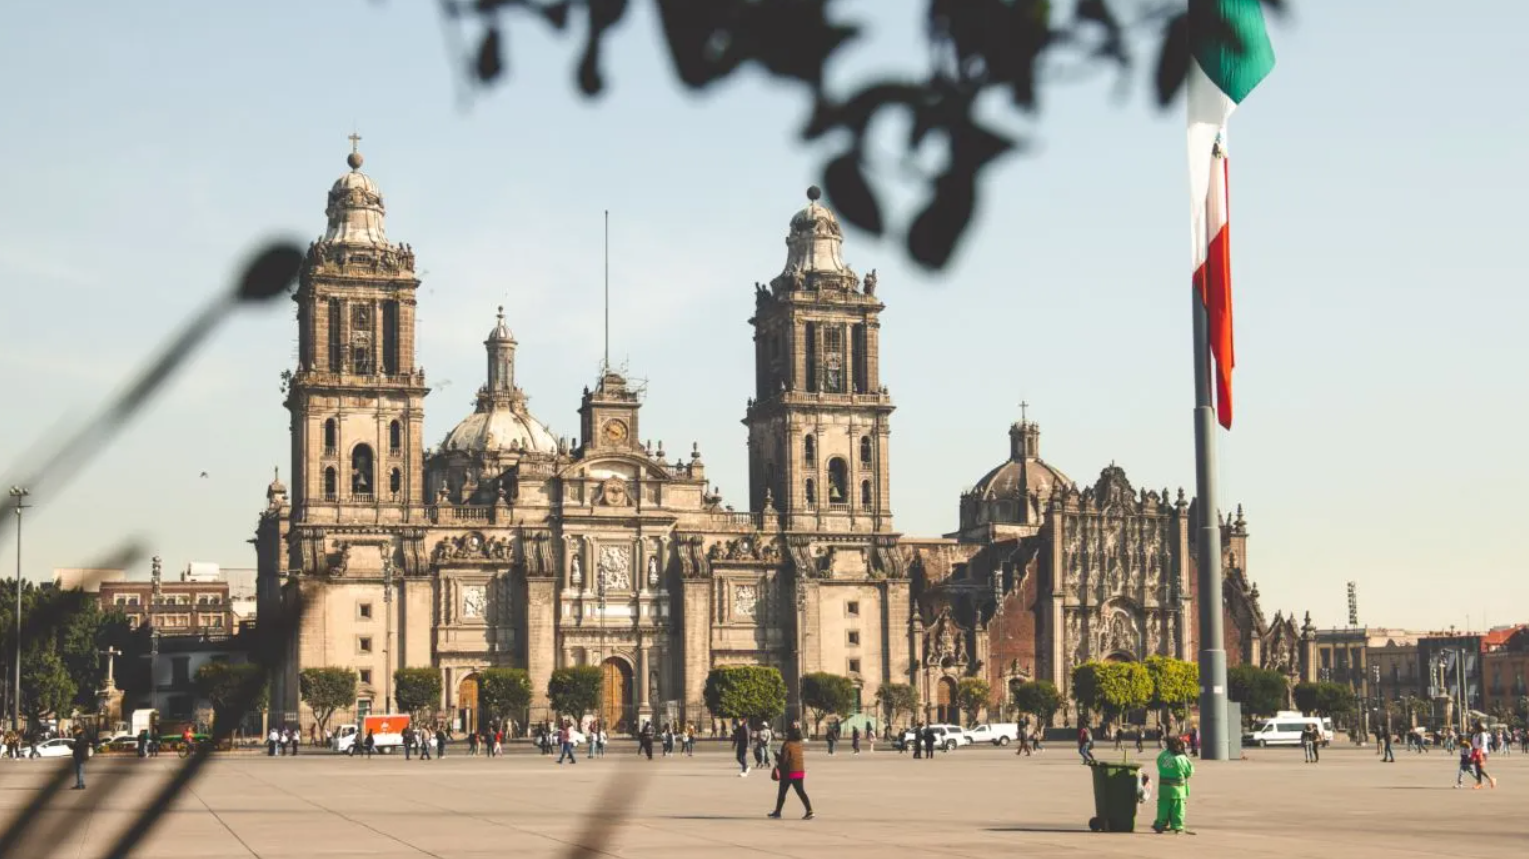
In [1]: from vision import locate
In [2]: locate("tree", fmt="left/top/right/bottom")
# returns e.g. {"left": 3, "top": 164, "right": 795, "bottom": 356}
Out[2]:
{"left": 703, "top": 666, "right": 787, "bottom": 723}
{"left": 194, "top": 662, "right": 268, "bottom": 734}
{"left": 1093, "top": 662, "right": 1153, "bottom": 728}
{"left": 955, "top": 677, "right": 991, "bottom": 726}
{"left": 1071, "top": 662, "right": 1103, "bottom": 724}
{"left": 547, "top": 666, "right": 602, "bottom": 721}
{"left": 1314, "top": 682, "right": 1356, "bottom": 716}
{"left": 393, "top": 667, "right": 442, "bottom": 719}
{"left": 1228, "top": 664, "right": 1288, "bottom": 719}
{"left": 1012, "top": 680, "right": 1061, "bottom": 727}
{"left": 800, "top": 672, "right": 857, "bottom": 735}
{"left": 445, "top": 1, "right": 1287, "bottom": 271}
{"left": 19, "top": 649, "right": 75, "bottom": 729}
{"left": 1145, "top": 655, "right": 1199, "bottom": 733}
{"left": 875, "top": 682, "right": 918, "bottom": 728}
{"left": 478, "top": 668, "right": 533, "bottom": 726}
{"left": 299, "top": 667, "right": 358, "bottom": 735}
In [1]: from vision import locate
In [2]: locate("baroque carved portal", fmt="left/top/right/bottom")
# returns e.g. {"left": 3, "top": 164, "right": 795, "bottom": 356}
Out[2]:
{"left": 598, "top": 545, "right": 631, "bottom": 591}
{"left": 461, "top": 584, "right": 487, "bottom": 618}
{"left": 734, "top": 585, "right": 758, "bottom": 619}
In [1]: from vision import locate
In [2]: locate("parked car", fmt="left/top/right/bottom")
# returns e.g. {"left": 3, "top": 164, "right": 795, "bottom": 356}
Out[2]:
{"left": 33, "top": 738, "right": 76, "bottom": 759}
{"left": 967, "top": 723, "right": 1020, "bottom": 746}
{"left": 893, "top": 724, "right": 971, "bottom": 752}
{"left": 1242, "top": 715, "right": 1330, "bottom": 747}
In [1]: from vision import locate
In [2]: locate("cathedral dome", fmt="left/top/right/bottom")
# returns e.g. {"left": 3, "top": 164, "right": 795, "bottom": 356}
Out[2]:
{"left": 323, "top": 142, "right": 388, "bottom": 245}
{"left": 961, "top": 420, "right": 1073, "bottom": 531}
{"left": 781, "top": 185, "right": 851, "bottom": 277}
{"left": 441, "top": 405, "right": 557, "bottom": 455}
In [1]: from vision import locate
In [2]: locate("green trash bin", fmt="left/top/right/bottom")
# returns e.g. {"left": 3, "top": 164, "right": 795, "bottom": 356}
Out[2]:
{"left": 1086, "top": 760, "right": 1142, "bottom": 832}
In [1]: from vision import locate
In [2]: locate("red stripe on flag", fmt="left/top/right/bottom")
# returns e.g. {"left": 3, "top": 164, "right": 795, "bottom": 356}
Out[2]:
{"left": 1195, "top": 159, "right": 1235, "bottom": 429}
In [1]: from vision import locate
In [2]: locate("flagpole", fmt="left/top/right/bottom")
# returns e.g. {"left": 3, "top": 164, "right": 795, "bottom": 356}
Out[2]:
{"left": 1192, "top": 284, "right": 1228, "bottom": 761}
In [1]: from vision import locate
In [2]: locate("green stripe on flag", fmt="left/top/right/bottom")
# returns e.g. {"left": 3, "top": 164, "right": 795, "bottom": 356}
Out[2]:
{"left": 1190, "top": 0, "right": 1276, "bottom": 103}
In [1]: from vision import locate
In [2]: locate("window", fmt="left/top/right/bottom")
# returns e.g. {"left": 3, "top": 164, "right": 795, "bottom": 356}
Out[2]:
{"left": 382, "top": 300, "right": 399, "bottom": 375}
{"left": 823, "top": 325, "right": 844, "bottom": 393}
{"left": 324, "top": 467, "right": 337, "bottom": 501}
{"left": 359, "top": 669, "right": 373, "bottom": 685}
{"left": 848, "top": 658, "right": 861, "bottom": 675}
{"left": 351, "top": 444, "right": 375, "bottom": 496}
{"left": 327, "top": 298, "right": 343, "bottom": 372}
{"left": 859, "top": 435, "right": 872, "bottom": 464}
{"left": 827, "top": 458, "right": 848, "bottom": 505}
{"left": 847, "top": 630, "right": 860, "bottom": 646}
{"left": 846, "top": 601, "right": 860, "bottom": 617}
{"left": 171, "top": 657, "right": 190, "bottom": 686}
{"left": 860, "top": 480, "right": 872, "bottom": 507}
{"left": 324, "top": 418, "right": 337, "bottom": 453}
{"left": 389, "top": 468, "right": 402, "bottom": 496}
{"left": 356, "top": 698, "right": 373, "bottom": 720}
{"left": 358, "top": 636, "right": 373, "bottom": 654}
{"left": 804, "top": 322, "right": 818, "bottom": 392}
{"left": 851, "top": 324, "right": 868, "bottom": 393}
{"left": 805, "top": 478, "right": 816, "bottom": 505}
{"left": 358, "top": 602, "right": 373, "bottom": 620}
{"left": 202, "top": 615, "right": 224, "bottom": 629}
{"left": 803, "top": 434, "right": 815, "bottom": 465}
{"left": 389, "top": 420, "right": 402, "bottom": 453}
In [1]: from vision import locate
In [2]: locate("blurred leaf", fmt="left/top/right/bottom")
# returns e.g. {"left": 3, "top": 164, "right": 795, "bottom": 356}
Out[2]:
{"left": 907, "top": 172, "right": 976, "bottom": 269}
{"left": 823, "top": 152, "right": 883, "bottom": 236}
{"left": 1154, "top": 13, "right": 1189, "bottom": 106}
{"left": 476, "top": 25, "right": 505, "bottom": 82}
{"left": 236, "top": 242, "right": 304, "bottom": 302}
{"left": 541, "top": 0, "right": 572, "bottom": 28}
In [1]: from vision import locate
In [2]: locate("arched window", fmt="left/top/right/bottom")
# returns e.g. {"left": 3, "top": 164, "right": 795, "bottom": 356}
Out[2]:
{"left": 827, "top": 457, "right": 848, "bottom": 505}
{"left": 859, "top": 435, "right": 872, "bottom": 464}
{"left": 388, "top": 420, "right": 402, "bottom": 453}
{"left": 389, "top": 468, "right": 402, "bottom": 496}
{"left": 323, "top": 467, "right": 337, "bottom": 500}
{"left": 351, "top": 444, "right": 374, "bottom": 496}
{"left": 804, "top": 434, "right": 816, "bottom": 465}
{"left": 804, "top": 478, "right": 816, "bottom": 506}
{"left": 860, "top": 479, "right": 872, "bottom": 507}
{"left": 327, "top": 298, "right": 342, "bottom": 372}
{"left": 323, "top": 418, "right": 337, "bottom": 453}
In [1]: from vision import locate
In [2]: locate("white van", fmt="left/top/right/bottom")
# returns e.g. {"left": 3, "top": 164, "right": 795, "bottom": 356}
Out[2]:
{"left": 1243, "top": 715, "right": 1330, "bottom": 747}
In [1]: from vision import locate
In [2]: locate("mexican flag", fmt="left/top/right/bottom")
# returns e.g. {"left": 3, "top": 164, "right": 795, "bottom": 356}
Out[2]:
{"left": 1188, "top": 0, "right": 1275, "bottom": 430}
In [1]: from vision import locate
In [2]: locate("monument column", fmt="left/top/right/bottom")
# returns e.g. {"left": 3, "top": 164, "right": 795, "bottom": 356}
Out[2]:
{"left": 637, "top": 635, "right": 653, "bottom": 725}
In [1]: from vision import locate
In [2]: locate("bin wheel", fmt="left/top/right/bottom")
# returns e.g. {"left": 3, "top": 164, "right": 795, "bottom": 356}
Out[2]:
{"left": 1088, "top": 817, "right": 1103, "bottom": 832}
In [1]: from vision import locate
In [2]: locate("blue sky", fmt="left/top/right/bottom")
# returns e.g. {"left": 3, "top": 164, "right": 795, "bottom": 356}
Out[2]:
{"left": 1, "top": 1, "right": 1523, "bottom": 631}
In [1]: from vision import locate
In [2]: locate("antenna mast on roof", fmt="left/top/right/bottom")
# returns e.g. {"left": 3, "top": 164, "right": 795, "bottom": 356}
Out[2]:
{"left": 603, "top": 209, "right": 610, "bottom": 373}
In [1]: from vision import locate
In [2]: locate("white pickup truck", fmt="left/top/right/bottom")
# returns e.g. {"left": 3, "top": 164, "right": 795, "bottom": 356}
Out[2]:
{"left": 966, "top": 723, "right": 1021, "bottom": 746}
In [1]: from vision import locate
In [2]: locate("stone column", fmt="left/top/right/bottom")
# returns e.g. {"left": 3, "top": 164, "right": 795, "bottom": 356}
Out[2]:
{"left": 525, "top": 578, "right": 557, "bottom": 721}
{"left": 637, "top": 636, "right": 653, "bottom": 723}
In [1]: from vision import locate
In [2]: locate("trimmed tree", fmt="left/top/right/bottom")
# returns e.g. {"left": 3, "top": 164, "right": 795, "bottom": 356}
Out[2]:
{"left": 299, "top": 667, "right": 358, "bottom": 736}
{"left": 1144, "top": 655, "right": 1199, "bottom": 734}
{"left": 547, "top": 666, "right": 602, "bottom": 721}
{"left": 1094, "top": 662, "right": 1153, "bottom": 729}
{"left": 394, "top": 667, "right": 442, "bottom": 719}
{"left": 1295, "top": 681, "right": 1355, "bottom": 717}
{"left": 956, "top": 677, "right": 991, "bottom": 726}
{"left": 478, "top": 668, "right": 533, "bottom": 727}
{"left": 800, "top": 672, "right": 857, "bottom": 735}
{"left": 1071, "top": 662, "right": 1102, "bottom": 725}
{"left": 1011, "top": 680, "right": 1061, "bottom": 727}
{"left": 703, "top": 666, "right": 787, "bottom": 723}
{"left": 875, "top": 682, "right": 918, "bottom": 728}
{"left": 194, "top": 662, "right": 268, "bottom": 735}
{"left": 19, "top": 649, "right": 76, "bottom": 730}
{"left": 1228, "top": 664, "right": 1288, "bottom": 719}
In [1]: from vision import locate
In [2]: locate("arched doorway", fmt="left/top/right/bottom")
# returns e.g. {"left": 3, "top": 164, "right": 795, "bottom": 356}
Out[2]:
{"left": 600, "top": 658, "right": 633, "bottom": 734}
{"left": 937, "top": 676, "right": 959, "bottom": 725}
{"left": 458, "top": 673, "right": 480, "bottom": 733}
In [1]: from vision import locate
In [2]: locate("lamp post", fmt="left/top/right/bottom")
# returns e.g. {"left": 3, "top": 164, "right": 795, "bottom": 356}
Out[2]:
{"left": 8, "top": 486, "right": 28, "bottom": 733}
{"left": 382, "top": 553, "right": 394, "bottom": 714}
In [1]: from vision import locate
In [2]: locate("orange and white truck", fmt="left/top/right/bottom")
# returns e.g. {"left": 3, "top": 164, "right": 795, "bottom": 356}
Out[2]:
{"left": 332, "top": 714, "right": 412, "bottom": 755}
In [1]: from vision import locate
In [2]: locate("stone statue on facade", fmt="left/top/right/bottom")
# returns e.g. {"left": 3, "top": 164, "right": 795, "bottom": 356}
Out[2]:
{"left": 570, "top": 554, "right": 583, "bottom": 587}
{"left": 647, "top": 555, "right": 659, "bottom": 588}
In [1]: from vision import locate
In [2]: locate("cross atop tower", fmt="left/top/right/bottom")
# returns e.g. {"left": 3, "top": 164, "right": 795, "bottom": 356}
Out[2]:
{"left": 348, "top": 132, "right": 362, "bottom": 153}
{"left": 1018, "top": 400, "right": 1029, "bottom": 425}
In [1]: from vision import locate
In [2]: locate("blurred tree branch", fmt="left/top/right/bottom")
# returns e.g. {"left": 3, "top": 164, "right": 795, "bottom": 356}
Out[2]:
{"left": 440, "top": 0, "right": 1285, "bottom": 269}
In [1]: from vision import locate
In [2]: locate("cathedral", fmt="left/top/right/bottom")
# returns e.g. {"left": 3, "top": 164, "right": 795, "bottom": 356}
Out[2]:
{"left": 256, "top": 144, "right": 1298, "bottom": 734}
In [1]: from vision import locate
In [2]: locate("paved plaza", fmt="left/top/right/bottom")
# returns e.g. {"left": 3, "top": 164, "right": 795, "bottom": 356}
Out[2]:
{"left": 0, "top": 743, "right": 1520, "bottom": 858}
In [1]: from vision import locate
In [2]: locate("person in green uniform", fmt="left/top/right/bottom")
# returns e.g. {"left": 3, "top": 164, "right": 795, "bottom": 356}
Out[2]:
{"left": 1152, "top": 735, "right": 1195, "bottom": 833}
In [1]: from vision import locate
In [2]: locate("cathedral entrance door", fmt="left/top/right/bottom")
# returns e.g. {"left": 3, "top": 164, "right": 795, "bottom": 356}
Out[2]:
{"left": 458, "top": 674, "right": 480, "bottom": 733}
{"left": 600, "top": 658, "right": 633, "bottom": 734}
{"left": 937, "top": 677, "right": 959, "bottom": 725}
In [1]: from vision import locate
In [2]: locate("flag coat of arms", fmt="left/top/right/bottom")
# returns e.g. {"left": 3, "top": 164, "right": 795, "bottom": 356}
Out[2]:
{"left": 1187, "top": 0, "right": 1275, "bottom": 429}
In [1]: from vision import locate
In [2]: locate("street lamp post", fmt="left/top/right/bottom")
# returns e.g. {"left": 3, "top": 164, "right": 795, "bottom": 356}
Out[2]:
{"left": 8, "top": 486, "right": 28, "bottom": 733}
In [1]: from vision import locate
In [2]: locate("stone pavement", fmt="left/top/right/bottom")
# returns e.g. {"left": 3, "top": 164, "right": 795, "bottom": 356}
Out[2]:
{"left": 0, "top": 743, "right": 1519, "bottom": 858}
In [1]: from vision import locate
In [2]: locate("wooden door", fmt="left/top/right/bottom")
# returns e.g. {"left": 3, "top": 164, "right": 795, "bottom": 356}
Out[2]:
{"left": 601, "top": 659, "right": 632, "bottom": 733}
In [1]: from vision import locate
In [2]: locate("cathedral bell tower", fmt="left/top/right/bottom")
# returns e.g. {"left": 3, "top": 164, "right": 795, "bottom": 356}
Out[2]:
{"left": 743, "top": 186, "right": 894, "bottom": 533}
{"left": 286, "top": 138, "right": 429, "bottom": 525}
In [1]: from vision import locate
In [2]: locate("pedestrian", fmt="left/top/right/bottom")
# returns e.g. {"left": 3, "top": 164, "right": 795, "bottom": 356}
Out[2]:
{"left": 598, "top": 726, "right": 608, "bottom": 757}
{"left": 1470, "top": 723, "right": 1497, "bottom": 789}
{"left": 1382, "top": 731, "right": 1395, "bottom": 763}
{"left": 684, "top": 724, "right": 695, "bottom": 756}
{"left": 755, "top": 723, "right": 773, "bottom": 768}
{"left": 288, "top": 726, "right": 299, "bottom": 756}
{"left": 867, "top": 724, "right": 876, "bottom": 753}
{"left": 639, "top": 720, "right": 655, "bottom": 760}
{"left": 1077, "top": 725, "right": 1096, "bottom": 764}
{"left": 268, "top": 726, "right": 279, "bottom": 757}
{"left": 557, "top": 721, "right": 578, "bottom": 764}
{"left": 136, "top": 729, "right": 149, "bottom": 759}
{"left": 418, "top": 728, "right": 432, "bottom": 760}
{"left": 1114, "top": 725, "right": 1124, "bottom": 751}
{"left": 1454, "top": 737, "right": 1475, "bottom": 788}
{"left": 852, "top": 726, "right": 861, "bottom": 755}
{"left": 363, "top": 730, "right": 376, "bottom": 758}
{"left": 1135, "top": 727, "right": 1145, "bottom": 753}
{"left": 404, "top": 727, "right": 414, "bottom": 760}
{"left": 767, "top": 724, "right": 814, "bottom": 820}
{"left": 70, "top": 727, "right": 90, "bottom": 790}
{"left": 1188, "top": 726, "right": 1200, "bottom": 757}
{"left": 732, "top": 719, "right": 751, "bottom": 776}
{"left": 922, "top": 724, "right": 935, "bottom": 759}
{"left": 1300, "top": 725, "right": 1315, "bottom": 763}
{"left": 662, "top": 723, "right": 674, "bottom": 757}
{"left": 587, "top": 724, "right": 597, "bottom": 759}
{"left": 495, "top": 728, "right": 504, "bottom": 758}
{"left": 435, "top": 727, "right": 447, "bottom": 758}
{"left": 1151, "top": 736, "right": 1195, "bottom": 833}
{"left": 826, "top": 722, "right": 838, "bottom": 756}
